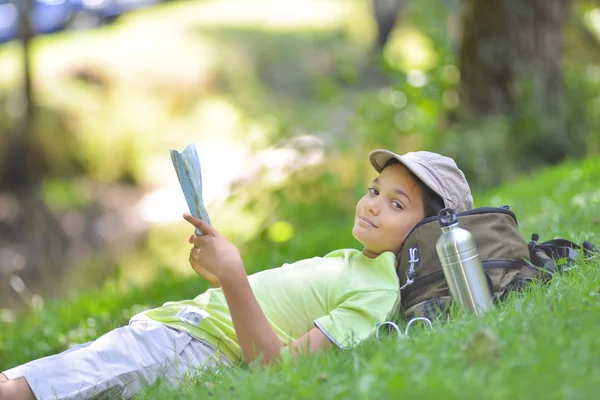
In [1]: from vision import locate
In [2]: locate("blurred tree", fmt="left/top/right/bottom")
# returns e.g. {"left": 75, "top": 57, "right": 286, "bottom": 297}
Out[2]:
{"left": 458, "top": 0, "right": 572, "bottom": 117}
{"left": 0, "top": 0, "right": 67, "bottom": 311}
{"left": 0, "top": 0, "right": 35, "bottom": 190}
{"left": 372, "top": 0, "right": 405, "bottom": 50}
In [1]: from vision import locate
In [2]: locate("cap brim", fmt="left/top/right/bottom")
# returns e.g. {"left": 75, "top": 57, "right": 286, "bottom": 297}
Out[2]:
{"left": 369, "top": 149, "right": 399, "bottom": 173}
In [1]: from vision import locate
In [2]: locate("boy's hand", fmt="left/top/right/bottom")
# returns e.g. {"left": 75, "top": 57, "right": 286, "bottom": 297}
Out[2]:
{"left": 189, "top": 246, "right": 220, "bottom": 287}
{"left": 184, "top": 213, "right": 244, "bottom": 280}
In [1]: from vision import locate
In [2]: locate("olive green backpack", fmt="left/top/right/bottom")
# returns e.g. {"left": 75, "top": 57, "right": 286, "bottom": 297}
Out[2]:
{"left": 395, "top": 206, "right": 598, "bottom": 319}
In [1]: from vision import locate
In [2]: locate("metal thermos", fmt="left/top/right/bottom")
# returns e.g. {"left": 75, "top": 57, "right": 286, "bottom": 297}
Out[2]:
{"left": 435, "top": 208, "right": 494, "bottom": 315}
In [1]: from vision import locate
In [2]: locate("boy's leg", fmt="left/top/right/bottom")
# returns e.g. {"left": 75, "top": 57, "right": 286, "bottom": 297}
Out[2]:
{"left": 0, "top": 373, "right": 7, "bottom": 383}
{"left": 3, "top": 321, "right": 226, "bottom": 399}
{"left": 0, "top": 377, "right": 35, "bottom": 400}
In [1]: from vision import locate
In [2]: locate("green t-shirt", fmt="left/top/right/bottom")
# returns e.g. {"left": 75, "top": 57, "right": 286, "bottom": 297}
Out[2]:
{"left": 133, "top": 249, "right": 399, "bottom": 362}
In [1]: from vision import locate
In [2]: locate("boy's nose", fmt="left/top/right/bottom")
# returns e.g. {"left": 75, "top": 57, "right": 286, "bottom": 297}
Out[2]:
{"left": 366, "top": 199, "right": 380, "bottom": 215}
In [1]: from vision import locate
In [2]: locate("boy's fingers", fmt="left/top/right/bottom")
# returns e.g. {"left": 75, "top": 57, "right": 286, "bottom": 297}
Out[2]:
{"left": 183, "top": 213, "right": 216, "bottom": 236}
{"left": 188, "top": 233, "right": 203, "bottom": 244}
{"left": 190, "top": 247, "right": 200, "bottom": 260}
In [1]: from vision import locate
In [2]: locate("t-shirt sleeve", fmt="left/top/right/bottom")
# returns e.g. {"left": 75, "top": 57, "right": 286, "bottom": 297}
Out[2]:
{"left": 313, "top": 289, "right": 398, "bottom": 349}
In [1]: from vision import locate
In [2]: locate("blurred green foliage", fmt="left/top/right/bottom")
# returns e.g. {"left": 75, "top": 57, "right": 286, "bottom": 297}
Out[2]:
{"left": 0, "top": 0, "right": 599, "bottom": 346}
{"left": 1, "top": 0, "right": 598, "bottom": 192}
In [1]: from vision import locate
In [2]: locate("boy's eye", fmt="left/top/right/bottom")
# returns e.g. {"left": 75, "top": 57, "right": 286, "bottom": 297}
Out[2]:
{"left": 368, "top": 187, "right": 378, "bottom": 195}
{"left": 391, "top": 200, "right": 404, "bottom": 210}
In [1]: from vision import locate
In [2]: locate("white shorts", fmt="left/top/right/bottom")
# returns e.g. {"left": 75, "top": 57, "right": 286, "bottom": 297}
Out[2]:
{"left": 2, "top": 319, "right": 232, "bottom": 400}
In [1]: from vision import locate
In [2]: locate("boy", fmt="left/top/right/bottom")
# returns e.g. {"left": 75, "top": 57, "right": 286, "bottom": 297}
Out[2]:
{"left": 0, "top": 149, "right": 473, "bottom": 400}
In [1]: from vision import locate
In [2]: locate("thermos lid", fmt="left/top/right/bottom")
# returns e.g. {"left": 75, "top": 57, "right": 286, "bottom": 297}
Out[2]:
{"left": 438, "top": 208, "right": 458, "bottom": 227}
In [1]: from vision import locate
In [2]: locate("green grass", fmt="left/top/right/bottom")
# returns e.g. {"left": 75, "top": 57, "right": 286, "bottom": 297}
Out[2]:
{"left": 1, "top": 156, "right": 599, "bottom": 399}
{"left": 137, "top": 263, "right": 600, "bottom": 400}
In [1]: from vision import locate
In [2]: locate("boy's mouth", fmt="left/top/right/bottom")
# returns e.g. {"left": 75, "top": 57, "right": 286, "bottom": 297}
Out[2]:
{"left": 359, "top": 216, "right": 377, "bottom": 228}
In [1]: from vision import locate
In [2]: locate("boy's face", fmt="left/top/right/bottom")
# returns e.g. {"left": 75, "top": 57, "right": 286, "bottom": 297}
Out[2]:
{"left": 353, "top": 163, "right": 426, "bottom": 258}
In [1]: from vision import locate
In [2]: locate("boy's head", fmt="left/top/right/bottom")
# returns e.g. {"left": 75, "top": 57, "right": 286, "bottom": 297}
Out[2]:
{"left": 353, "top": 150, "right": 473, "bottom": 258}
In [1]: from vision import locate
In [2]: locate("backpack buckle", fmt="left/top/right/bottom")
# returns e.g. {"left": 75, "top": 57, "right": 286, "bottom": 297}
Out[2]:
{"left": 528, "top": 233, "right": 540, "bottom": 250}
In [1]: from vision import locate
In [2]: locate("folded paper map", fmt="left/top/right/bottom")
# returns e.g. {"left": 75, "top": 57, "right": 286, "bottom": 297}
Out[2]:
{"left": 170, "top": 143, "right": 212, "bottom": 235}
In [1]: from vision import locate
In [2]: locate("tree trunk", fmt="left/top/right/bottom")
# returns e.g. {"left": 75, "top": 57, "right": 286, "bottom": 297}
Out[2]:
{"left": 458, "top": 0, "right": 572, "bottom": 116}
{"left": 372, "top": 0, "right": 405, "bottom": 50}
{"left": 0, "top": 0, "right": 35, "bottom": 191}
{"left": 0, "top": 1, "right": 68, "bottom": 311}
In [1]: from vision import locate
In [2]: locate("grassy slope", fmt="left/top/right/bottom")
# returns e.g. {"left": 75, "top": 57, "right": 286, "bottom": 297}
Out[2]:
{"left": 1, "top": 156, "right": 598, "bottom": 399}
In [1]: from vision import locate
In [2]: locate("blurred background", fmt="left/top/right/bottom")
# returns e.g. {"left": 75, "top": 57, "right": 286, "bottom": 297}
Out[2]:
{"left": 0, "top": 0, "right": 598, "bottom": 319}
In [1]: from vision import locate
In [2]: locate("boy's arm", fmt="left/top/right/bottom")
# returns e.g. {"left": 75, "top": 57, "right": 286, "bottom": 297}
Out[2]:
{"left": 287, "top": 326, "right": 332, "bottom": 357}
{"left": 219, "top": 266, "right": 332, "bottom": 363}
{"left": 217, "top": 262, "right": 285, "bottom": 364}
{"left": 185, "top": 214, "right": 333, "bottom": 364}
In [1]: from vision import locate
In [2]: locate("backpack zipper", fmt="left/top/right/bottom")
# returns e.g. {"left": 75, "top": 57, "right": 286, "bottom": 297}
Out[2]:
{"left": 396, "top": 206, "right": 519, "bottom": 272}
{"left": 401, "top": 207, "right": 518, "bottom": 250}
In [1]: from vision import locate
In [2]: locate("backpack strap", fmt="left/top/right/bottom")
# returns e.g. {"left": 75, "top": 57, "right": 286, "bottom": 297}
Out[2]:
{"left": 403, "top": 296, "right": 453, "bottom": 320}
{"left": 527, "top": 233, "right": 558, "bottom": 275}
{"left": 541, "top": 239, "right": 598, "bottom": 258}
{"left": 527, "top": 233, "right": 598, "bottom": 273}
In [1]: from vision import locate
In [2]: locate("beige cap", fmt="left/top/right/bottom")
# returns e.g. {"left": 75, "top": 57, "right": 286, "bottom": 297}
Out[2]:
{"left": 369, "top": 149, "right": 474, "bottom": 213}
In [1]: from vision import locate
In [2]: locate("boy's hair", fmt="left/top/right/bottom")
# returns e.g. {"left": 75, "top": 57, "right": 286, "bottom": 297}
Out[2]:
{"left": 383, "top": 158, "right": 445, "bottom": 218}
